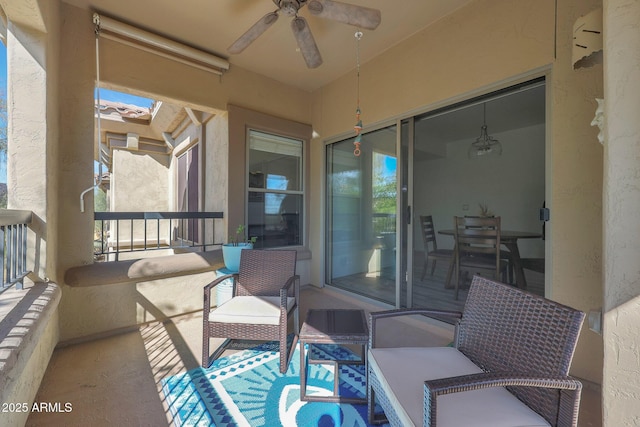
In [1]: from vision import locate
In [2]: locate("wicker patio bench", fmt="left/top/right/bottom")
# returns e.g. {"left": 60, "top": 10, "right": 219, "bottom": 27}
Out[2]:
{"left": 367, "top": 275, "right": 585, "bottom": 427}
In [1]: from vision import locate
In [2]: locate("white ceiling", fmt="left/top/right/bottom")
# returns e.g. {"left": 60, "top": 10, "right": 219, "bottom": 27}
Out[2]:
{"left": 62, "top": 0, "right": 473, "bottom": 91}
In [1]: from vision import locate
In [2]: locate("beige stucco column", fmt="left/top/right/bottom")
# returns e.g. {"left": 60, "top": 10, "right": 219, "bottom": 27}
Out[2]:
{"left": 3, "top": 0, "right": 59, "bottom": 281}
{"left": 602, "top": 0, "right": 640, "bottom": 425}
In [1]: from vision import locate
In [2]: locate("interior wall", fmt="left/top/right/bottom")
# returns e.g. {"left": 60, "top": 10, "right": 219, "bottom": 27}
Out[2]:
{"left": 414, "top": 124, "right": 545, "bottom": 259}
{"left": 311, "top": 0, "right": 603, "bottom": 385}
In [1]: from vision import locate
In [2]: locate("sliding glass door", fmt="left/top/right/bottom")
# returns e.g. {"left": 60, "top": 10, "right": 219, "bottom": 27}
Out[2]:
{"left": 325, "top": 79, "right": 546, "bottom": 311}
{"left": 409, "top": 80, "right": 547, "bottom": 311}
{"left": 325, "top": 124, "right": 398, "bottom": 305}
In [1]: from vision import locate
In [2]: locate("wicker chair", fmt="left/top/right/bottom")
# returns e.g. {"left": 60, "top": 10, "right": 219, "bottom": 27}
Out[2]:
{"left": 202, "top": 249, "right": 299, "bottom": 373}
{"left": 368, "top": 275, "right": 585, "bottom": 427}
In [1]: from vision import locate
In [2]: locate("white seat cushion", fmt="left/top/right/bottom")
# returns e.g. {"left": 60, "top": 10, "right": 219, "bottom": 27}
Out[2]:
{"left": 368, "top": 346, "right": 550, "bottom": 427}
{"left": 209, "top": 296, "right": 295, "bottom": 326}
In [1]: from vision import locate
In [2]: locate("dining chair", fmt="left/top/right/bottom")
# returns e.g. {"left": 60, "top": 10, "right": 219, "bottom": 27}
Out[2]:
{"left": 419, "top": 215, "right": 454, "bottom": 286}
{"left": 202, "top": 249, "right": 300, "bottom": 373}
{"left": 464, "top": 215, "right": 514, "bottom": 284}
{"left": 453, "top": 216, "right": 508, "bottom": 300}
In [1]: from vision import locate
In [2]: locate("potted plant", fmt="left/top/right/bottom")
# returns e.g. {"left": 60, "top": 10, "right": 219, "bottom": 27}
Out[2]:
{"left": 222, "top": 224, "right": 257, "bottom": 272}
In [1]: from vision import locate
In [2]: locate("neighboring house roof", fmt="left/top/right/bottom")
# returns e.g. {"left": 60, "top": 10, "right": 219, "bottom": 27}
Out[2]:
{"left": 97, "top": 100, "right": 152, "bottom": 122}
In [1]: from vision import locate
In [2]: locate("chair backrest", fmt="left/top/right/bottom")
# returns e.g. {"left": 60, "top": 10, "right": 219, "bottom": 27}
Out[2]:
{"left": 456, "top": 275, "right": 585, "bottom": 425}
{"left": 420, "top": 215, "right": 438, "bottom": 251}
{"left": 454, "top": 216, "right": 501, "bottom": 272}
{"left": 236, "top": 249, "right": 297, "bottom": 297}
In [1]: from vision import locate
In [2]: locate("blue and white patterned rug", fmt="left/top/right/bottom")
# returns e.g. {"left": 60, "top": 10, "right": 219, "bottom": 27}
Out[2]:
{"left": 161, "top": 340, "right": 387, "bottom": 426}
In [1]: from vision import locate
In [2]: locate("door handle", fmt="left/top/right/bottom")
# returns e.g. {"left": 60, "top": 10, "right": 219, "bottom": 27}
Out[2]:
{"left": 406, "top": 206, "right": 411, "bottom": 224}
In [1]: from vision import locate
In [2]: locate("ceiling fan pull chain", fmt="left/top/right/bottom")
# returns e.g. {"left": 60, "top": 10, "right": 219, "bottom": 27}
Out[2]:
{"left": 353, "top": 30, "right": 363, "bottom": 156}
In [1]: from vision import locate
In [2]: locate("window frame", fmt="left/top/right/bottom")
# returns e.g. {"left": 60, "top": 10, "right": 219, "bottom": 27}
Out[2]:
{"left": 227, "top": 105, "right": 311, "bottom": 253}
{"left": 247, "top": 128, "right": 305, "bottom": 249}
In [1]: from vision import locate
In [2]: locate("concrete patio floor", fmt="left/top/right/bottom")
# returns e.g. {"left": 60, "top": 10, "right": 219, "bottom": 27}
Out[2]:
{"left": 26, "top": 286, "right": 602, "bottom": 427}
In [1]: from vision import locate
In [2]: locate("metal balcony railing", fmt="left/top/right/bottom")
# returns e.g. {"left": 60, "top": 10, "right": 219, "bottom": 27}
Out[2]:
{"left": 373, "top": 212, "right": 396, "bottom": 235}
{"left": 94, "top": 211, "right": 224, "bottom": 262}
{"left": 0, "top": 209, "right": 32, "bottom": 293}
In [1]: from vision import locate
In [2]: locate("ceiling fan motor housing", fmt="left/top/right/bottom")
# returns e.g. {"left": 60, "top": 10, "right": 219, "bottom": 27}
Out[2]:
{"left": 275, "top": 0, "right": 308, "bottom": 16}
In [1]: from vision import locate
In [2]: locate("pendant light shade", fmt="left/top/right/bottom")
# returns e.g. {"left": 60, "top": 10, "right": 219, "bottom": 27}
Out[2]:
{"left": 468, "top": 103, "right": 502, "bottom": 158}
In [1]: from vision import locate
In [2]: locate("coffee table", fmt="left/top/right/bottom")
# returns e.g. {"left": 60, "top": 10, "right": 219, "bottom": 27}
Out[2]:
{"left": 299, "top": 308, "right": 369, "bottom": 403}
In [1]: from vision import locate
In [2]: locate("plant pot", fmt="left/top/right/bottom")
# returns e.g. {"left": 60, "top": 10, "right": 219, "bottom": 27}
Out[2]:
{"left": 221, "top": 243, "right": 253, "bottom": 272}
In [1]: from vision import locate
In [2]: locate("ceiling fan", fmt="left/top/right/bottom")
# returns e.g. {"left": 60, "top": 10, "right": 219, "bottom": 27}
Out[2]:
{"left": 228, "top": 0, "right": 381, "bottom": 69}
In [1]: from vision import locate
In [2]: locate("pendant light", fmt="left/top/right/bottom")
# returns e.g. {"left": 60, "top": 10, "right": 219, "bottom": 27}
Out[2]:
{"left": 468, "top": 102, "right": 502, "bottom": 158}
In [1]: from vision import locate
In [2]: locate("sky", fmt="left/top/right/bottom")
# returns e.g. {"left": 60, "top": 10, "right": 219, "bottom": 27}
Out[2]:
{"left": 0, "top": 43, "right": 5, "bottom": 80}
{"left": 96, "top": 88, "right": 154, "bottom": 108}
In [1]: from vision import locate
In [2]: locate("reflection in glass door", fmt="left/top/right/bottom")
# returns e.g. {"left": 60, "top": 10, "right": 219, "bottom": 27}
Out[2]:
{"left": 325, "top": 124, "right": 397, "bottom": 305}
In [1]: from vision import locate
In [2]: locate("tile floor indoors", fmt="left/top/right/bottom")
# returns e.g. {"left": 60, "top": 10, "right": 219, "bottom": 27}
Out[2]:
{"left": 26, "top": 286, "right": 601, "bottom": 427}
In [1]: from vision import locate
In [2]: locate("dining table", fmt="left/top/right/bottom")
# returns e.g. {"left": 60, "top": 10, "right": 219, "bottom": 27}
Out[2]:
{"left": 438, "top": 229, "right": 543, "bottom": 290}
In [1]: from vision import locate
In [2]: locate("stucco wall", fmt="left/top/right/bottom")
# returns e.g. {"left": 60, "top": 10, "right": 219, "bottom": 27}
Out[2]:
{"left": 111, "top": 150, "right": 169, "bottom": 212}
{"left": 602, "top": 0, "right": 640, "bottom": 424}
{"left": 0, "top": 284, "right": 60, "bottom": 427}
{"left": 550, "top": 0, "right": 604, "bottom": 386}
{"left": 110, "top": 149, "right": 170, "bottom": 244}
{"left": 5, "top": 4, "right": 56, "bottom": 281}
{"left": 310, "top": 0, "right": 603, "bottom": 385}
{"left": 56, "top": 3, "right": 314, "bottom": 279}
{"left": 55, "top": 3, "right": 315, "bottom": 342}
{"left": 204, "top": 113, "right": 228, "bottom": 245}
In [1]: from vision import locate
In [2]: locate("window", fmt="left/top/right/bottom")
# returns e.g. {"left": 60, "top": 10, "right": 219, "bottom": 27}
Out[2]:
{"left": 247, "top": 130, "right": 303, "bottom": 248}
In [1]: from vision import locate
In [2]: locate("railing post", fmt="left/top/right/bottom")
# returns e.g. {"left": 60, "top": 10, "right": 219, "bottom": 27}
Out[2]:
{"left": 9, "top": 224, "right": 15, "bottom": 284}
{"left": 0, "top": 226, "right": 5, "bottom": 286}
{"left": 0, "top": 210, "right": 33, "bottom": 292}
{"left": 19, "top": 223, "right": 26, "bottom": 289}
{"left": 115, "top": 219, "right": 120, "bottom": 262}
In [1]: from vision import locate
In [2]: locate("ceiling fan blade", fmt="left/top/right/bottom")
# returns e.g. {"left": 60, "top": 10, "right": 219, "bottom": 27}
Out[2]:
{"left": 291, "top": 16, "right": 323, "bottom": 68}
{"left": 228, "top": 11, "right": 279, "bottom": 54}
{"left": 307, "top": 0, "right": 381, "bottom": 30}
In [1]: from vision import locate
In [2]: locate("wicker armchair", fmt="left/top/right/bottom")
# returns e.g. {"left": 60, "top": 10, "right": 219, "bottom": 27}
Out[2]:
{"left": 202, "top": 249, "right": 299, "bottom": 373}
{"left": 368, "top": 275, "right": 585, "bottom": 427}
